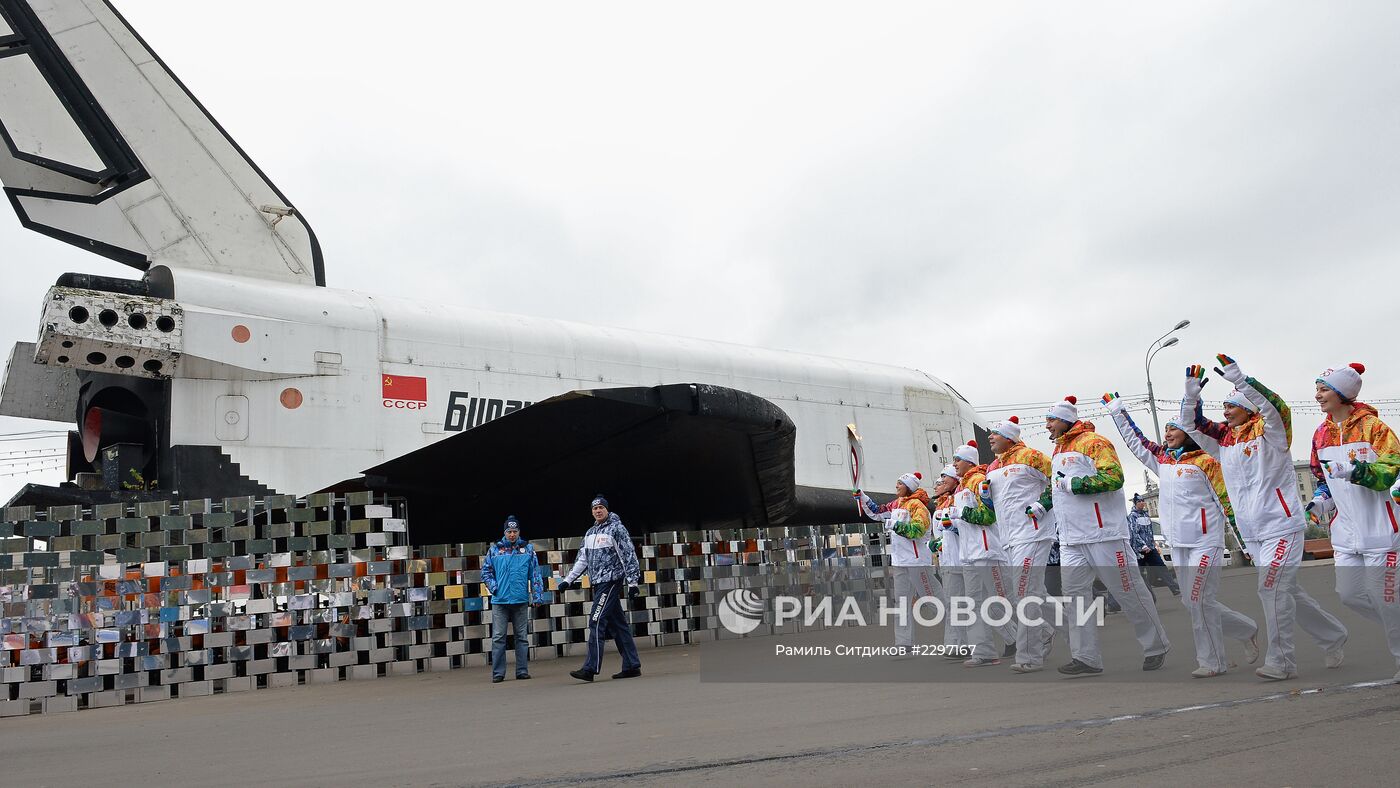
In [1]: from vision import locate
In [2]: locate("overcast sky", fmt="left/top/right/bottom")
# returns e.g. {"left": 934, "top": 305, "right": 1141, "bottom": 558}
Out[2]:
{"left": 2, "top": 0, "right": 1399, "bottom": 499}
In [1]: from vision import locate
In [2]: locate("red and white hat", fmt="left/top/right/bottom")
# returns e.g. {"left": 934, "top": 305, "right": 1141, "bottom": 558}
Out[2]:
{"left": 1317, "top": 363, "right": 1365, "bottom": 402}
{"left": 897, "top": 471, "right": 923, "bottom": 491}
{"left": 953, "top": 440, "right": 979, "bottom": 464}
{"left": 992, "top": 415, "right": 1022, "bottom": 442}
{"left": 1046, "top": 395, "right": 1078, "bottom": 424}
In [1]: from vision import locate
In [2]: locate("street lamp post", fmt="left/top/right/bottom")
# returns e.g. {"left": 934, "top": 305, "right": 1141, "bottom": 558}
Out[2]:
{"left": 1144, "top": 319, "right": 1191, "bottom": 443}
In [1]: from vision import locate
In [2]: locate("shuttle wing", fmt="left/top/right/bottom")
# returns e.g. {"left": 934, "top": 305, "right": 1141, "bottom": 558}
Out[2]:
{"left": 0, "top": 0, "right": 323, "bottom": 285}
{"left": 359, "top": 384, "right": 798, "bottom": 542}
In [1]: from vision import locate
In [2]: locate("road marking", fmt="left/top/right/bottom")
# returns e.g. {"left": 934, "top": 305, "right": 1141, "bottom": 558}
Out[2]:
{"left": 502, "top": 677, "right": 1398, "bottom": 786}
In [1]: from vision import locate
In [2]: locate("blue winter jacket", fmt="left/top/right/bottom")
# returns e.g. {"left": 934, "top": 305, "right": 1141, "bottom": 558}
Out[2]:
{"left": 482, "top": 537, "right": 544, "bottom": 605}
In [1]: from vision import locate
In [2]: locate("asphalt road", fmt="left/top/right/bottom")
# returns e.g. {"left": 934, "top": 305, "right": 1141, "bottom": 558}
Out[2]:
{"left": 3, "top": 563, "right": 1397, "bottom": 787}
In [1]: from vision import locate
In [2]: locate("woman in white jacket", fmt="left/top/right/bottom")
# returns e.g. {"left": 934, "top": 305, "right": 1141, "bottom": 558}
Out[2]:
{"left": 857, "top": 471, "right": 940, "bottom": 649}
{"left": 1308, "top": 362, "right": 1400, "bottom": 681}
{"left": 1104, "top": 393, "right": 1260, "bottom": 677}
{"left": 1181, "top": 357, "right": 1348, "bottom": 680}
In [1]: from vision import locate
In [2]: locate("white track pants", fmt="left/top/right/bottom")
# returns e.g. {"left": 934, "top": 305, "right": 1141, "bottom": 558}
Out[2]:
{"left": 1174, "top": 545, "right": 1258, "bottom": 673}
{"left": 1060, "top": 540, "right": 1170, "bottom": 670}
{"left": 1247, "top": 533, "right": 1347, "bottom": 674}
{"left": 1334, "top": 549, "right": 1400, "bottom": 668}
{"left": 1006, "top": 540, "right": 1058, "bottom": 667}
{"left": 889, "top": 565, "right": 942, "bottom": 648}
{"left": 963, "top": 559, "right": 1017, "bottom": 659}
{"left": 940, "top": 566, "right": 968, "bottom": 648}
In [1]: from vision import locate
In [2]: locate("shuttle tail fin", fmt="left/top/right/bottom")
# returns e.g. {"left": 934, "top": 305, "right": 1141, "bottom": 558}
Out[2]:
{"left": 0, "top": 0, "right": 323, "bottom": 284}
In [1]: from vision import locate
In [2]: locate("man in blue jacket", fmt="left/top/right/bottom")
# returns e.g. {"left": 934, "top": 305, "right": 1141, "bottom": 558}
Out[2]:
{"left": 558, "top": 495, "right": 643, "bottom": 682}
{"left": 483, "top": 516, "right": 544, "bottom": 682}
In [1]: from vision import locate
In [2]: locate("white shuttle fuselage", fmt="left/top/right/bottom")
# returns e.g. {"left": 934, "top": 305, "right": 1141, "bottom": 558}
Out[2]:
{"left": 39, "top": 265, "right": 978, "bottom": 497}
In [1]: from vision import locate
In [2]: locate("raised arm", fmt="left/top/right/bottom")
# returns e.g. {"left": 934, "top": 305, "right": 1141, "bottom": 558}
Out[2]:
{"left": 1103, "top": 392, "right": 1161, "bottom": 474}
{"left": 1217, "top": 354, "right": 1291, "bottom": 451}
{"left": 1182, "top": 364, "right": 1224, "bottom": 457}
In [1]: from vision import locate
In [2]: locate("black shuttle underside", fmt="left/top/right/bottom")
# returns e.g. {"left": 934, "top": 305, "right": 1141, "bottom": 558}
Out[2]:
{"left": 358, "top": 383, "right": 859, "bottom": 543}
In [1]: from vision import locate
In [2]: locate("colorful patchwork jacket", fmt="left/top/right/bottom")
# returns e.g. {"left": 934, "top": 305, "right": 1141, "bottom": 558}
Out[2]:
{"left": 1047, "top": 421, "right": 1128, "bottom": 545}
{"left": 964, "top": 443, "right": 1055, "bottom": 547}
{"left": 859, "top": 487, "right": 933, "bottom": 566}
{"left": 932, "top": 492, "right": 960, "bottom": 567}
{"left": 954, "top": 465, "right": 1006, "bottom": 561}
{"left": 1310, "top": 403, "right": 1400, "bottom": 552}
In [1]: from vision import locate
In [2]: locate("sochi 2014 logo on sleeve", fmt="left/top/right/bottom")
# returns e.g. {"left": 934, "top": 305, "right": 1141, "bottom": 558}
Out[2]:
{"left": 382, "top": 374, "right": 429, "bottom": 409}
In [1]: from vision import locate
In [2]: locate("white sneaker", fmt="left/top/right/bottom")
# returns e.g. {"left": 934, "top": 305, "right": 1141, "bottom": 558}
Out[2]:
{"left": 1191, "top": 667, "right": 1224, "bottom": 678}
{"left": 1325, "top": 645, "right": 1345, "bottom": 669}
{"left": 963, "top": 657, "right": 1001, "bottom": 668}
{"left": 1255, "top": 665, "right": 1296, "bottom": 681}
{"left": 1243, "top": 633, "right": 1260, "bottom": 665}
{"left": 1009, "top": 663, "right": 1044, "bottom": 674}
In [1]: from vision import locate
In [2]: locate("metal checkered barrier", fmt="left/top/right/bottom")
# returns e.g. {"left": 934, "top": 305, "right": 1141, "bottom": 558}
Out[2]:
{"left": 1, "top": 493, "right": 888, "bottom": 716}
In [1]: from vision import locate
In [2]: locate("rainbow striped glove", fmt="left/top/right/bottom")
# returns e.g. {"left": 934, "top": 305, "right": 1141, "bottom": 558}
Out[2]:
{"left": 978, "top": 480, "right": 993, "bottom": 507}
{"left": 1101, "top": 392, "right": 1124, "bottom": 415}
{"left": 1184, "top": 365, "right": 1208, "bottom": 399}
{"left": 1216, "top": 353, "right": 1245, "bottom": 385}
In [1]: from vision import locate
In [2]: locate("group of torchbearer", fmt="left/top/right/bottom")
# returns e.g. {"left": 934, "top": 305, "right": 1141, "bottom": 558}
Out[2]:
{"left": 857, "top": 355, "right": 1400, "bottom": 680}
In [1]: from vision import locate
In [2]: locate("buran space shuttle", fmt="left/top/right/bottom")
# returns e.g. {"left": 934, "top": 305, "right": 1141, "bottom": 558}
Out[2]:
{"left": 0, "top": 0, "right": 984, "bottom": 539}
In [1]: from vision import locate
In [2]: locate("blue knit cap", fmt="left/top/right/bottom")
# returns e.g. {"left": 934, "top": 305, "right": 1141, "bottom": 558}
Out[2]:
{"left": 591, "top": 495, "right": 609, "bottom": 509}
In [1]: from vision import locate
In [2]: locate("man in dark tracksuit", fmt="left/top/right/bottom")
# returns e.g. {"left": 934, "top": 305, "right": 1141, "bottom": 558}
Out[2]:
{"left": 1128, "top": 494, "right": 1181, "bottom": 597}
{"left": 558, "top": 495, "right": 642, "bottom": 681}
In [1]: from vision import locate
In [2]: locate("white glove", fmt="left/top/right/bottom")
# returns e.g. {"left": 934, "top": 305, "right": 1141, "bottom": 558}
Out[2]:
{"left": 1217, "top": 355, "right": 1246, "bottom": 386}
{"left": 1306, "top": 494, "right": 1335, "bottom": 524}
{"left": 1052, "top": 475, "right": 1072, "bottom": 494}
{"left": 1323, "top": 460, "right": 1355, "bottom": 482}
{"left": 1025, "top": 501, "right": 1047, "bottom": 520}
{"left": 1183, "top": 372, "right": 1206, "bottom": 400}
{"left": 882, "top": 520, "right": 896, "bottom": 534}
